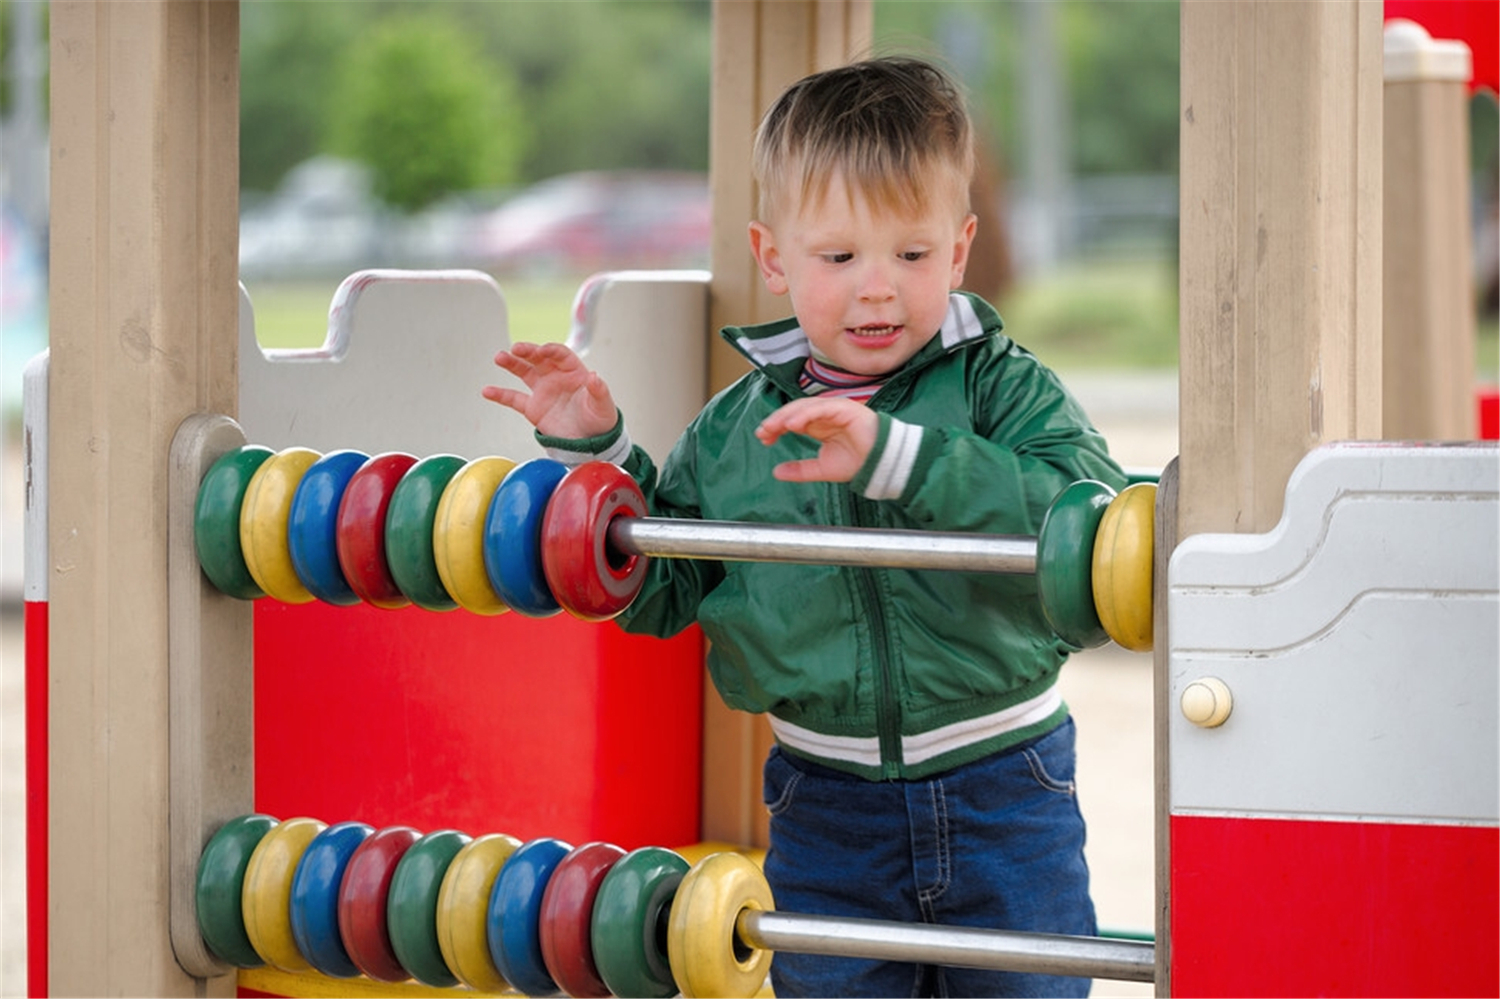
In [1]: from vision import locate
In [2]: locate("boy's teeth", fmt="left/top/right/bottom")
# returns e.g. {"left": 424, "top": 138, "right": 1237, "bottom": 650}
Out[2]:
{"left": 853, "top": 326, "right": 895, "bottom": 336}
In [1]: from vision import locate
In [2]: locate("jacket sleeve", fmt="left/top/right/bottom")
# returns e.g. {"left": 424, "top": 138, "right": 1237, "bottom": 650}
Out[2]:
{"left": 532, "top": 412, "right": 722, "bottom": 638}
{"left": 850, "top": 347, "right": 1128, "bottom": 537}
{"left": 613, "top": 418, "right": 725, "bottom": 639}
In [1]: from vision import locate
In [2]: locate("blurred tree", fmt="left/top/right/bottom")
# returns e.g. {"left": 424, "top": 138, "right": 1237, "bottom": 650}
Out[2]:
{"left": 237, "top": 0, "right": 1186, "bottom": 202}
{"left": 456, "top": 0, "right": 711, "bottom": 179}
{"left": 239, "top": 0, "right": 710, "bottom": 199}
{"left": 329, "top": 12, "right": 529, "bottom": 210}
{"left": 1060, "top": 0, "right": 1179, "bottom": 175}
{"left": 240, "top": 1, "right": 358, "bottom": 193}
{"left": 875, "top": 0, "right": 1180, "bottom": 178}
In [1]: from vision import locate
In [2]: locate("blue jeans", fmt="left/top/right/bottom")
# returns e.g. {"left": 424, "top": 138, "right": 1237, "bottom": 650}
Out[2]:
{"left": 761, "top": 717, "right": 1097, "bottom": 998}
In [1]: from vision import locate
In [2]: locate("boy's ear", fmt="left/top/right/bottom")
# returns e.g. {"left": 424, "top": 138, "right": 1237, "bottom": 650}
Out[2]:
{"left": 748, "top": 221, "right": 789, "bottom": 296}
{"left": 949, "top": 212, "right": 979, "bottom": 290}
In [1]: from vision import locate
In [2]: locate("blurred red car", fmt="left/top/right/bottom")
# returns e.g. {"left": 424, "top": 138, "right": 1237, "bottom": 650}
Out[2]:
{"left": 466, "top": 170, "right": 710, "bottom": 276}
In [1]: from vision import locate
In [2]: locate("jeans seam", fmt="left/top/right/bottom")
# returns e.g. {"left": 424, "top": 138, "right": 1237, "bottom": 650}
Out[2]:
{"left": 766, "top": 768, "right": 803, "bottom": 816}
{"left": 918, "top": 778, "right": 951, "bottom": 911}
{"left": 1024, "top": 746, "right": 1076, "bottom": 796}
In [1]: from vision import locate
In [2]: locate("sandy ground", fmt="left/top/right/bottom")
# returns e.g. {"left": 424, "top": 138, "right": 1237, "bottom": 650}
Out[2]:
{"left": 0, "top": 370, "right": 1175, "bottom": 998}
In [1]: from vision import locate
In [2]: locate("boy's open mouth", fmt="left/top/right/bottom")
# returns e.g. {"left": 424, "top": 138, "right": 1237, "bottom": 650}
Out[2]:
{"left": 849, "top": 325, "right": 900, "bottom": 339}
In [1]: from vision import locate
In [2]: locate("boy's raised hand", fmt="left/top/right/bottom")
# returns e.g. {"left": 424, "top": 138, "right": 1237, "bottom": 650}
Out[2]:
{"left": 483, "top": 341, "right": 619, "bottom": 440}
{"left": 756, "top": 396, "right": 878, "bottom": 483}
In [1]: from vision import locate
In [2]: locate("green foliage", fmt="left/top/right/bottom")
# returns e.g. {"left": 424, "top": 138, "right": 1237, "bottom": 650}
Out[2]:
{"left": 874, "top": 0, "right": 1180, "bottom": 178}
{"left": 1060, "top": 0, "right": 1180, "bottom": 175}
{"left": 238, "top": 0, "right": 710, "bottom": 200}
{"left": 451, "top": 0, "right": 711, "bottom": 179}
{"left": 329, "top": 14, "right": 528, "bottom": 210}
{"left": 240, "top": 1, "right": 359, "bottom": 193}
{"left": 997, "top": 260, "right": 1179, "bottom": 369}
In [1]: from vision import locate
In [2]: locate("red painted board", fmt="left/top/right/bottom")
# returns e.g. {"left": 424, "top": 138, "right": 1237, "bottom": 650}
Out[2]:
{"left": 254, "top": 601, "right": 704, "bottom": 850}
{"left": 25, "top": 600, "right": 47, "bottom": 999}
{"left": 1171, "top": 814, "right": 1499, "bottom": 997}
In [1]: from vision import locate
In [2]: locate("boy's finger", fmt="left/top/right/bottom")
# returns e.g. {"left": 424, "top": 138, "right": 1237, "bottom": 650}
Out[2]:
{"left": 492, "top": 350, "right": 531, "bottom": 377}
{"left": 481, "top": 385, "right": 528, "bottom": 412}
{"left": 771, "top": 458, "right": 824, "bottom": 482}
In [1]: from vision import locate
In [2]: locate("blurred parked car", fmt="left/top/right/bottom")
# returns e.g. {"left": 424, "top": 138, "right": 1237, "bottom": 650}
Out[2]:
{"left": 240, "top": 156, "right": 392, "bottom": 281}
{"left": 466, "top": 171, "right": 710, "bottom": 276}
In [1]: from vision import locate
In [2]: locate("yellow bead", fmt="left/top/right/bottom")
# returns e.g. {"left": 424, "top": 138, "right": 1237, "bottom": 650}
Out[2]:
{"left": 242, "top": 816, "right": 326, "bottom": 972}
{"left": 1091, "top": 482, "right": 1156, "bottom": 652}
{"left": 434, "top": 456, "right": 517, "bottom": 615}
{"left": 240, "top": 447, "right": 321, "bottom": 604}
{"left": 436, "top": 833, "right": 522, "bottom": 992}
{"left": 667, "top": 852, "right": 774, "bottom": 999}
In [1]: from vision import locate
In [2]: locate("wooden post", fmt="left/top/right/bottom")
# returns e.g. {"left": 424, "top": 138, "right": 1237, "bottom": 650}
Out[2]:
{"left": 1383, "top": 19, "right": 1477, "bottom": 440}
{"left": 1177, "top": 0, "right": 1383, "bottom": 540}
{"left": 47, "top": 2, "right": 240, "bottom": 993}
{"left": 703, "top": 0, "right": 872, "bottom": 847}
{"left": 1167, "top": 4, "right": 1381, "bottom": 993}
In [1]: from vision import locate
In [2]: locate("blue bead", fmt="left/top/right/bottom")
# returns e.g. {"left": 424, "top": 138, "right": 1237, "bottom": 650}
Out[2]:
{"left": 288, "top": 821, "right": 374, "bottom": 978}
{"left": 288, "top": 450, "right": 370, "bottom": 605}
{"left": 484, "top": 458, "right": 568, "bottom": 617}
{"left": 488, "top": 837, "right": 572, "bottom": 996}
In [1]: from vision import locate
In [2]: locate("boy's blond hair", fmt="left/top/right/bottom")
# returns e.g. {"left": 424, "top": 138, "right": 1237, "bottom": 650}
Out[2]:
{"left": 752, "top": 56, "right": 976, "bottom": 223}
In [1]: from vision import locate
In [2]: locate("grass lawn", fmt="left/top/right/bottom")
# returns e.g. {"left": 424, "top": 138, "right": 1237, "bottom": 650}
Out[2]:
{"left": 243, "top": 261, "right": 1498, "bottom": 384}
{"left": 243, "top": 275, "right": 586, "bottom": 351}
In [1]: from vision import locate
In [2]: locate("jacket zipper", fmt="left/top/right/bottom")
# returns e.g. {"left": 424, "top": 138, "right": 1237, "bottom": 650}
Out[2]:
{"left": 844, "top": 488, "right": 903, "bottom": 778}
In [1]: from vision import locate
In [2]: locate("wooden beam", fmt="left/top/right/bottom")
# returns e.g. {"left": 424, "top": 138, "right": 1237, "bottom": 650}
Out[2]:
{"left": 48, "top": 2, "right": 240, "bottom": 993}
{"left": 703, "top": 0, "right": 872, "bottom": 847}
{"left": 1382, "top": 20, "right": 1478, "bottom": 440}
{"left": 1178, "top": 0, "right": 1383, "bottom": 539}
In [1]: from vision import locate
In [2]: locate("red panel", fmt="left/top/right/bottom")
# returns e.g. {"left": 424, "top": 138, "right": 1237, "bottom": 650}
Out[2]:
{"left": 1386, "top": 0, "right": 1499, "bottom": 92}
{"left": 1479, "top": 386, "right": 1498, "bottom": 440}
{"left": 25, "top": 600, "right": 47, "bottom": 999}
{"left": 254, "top": 601, "right": 703, "bottom": 850}
{"left": 1171, "top": 814, "right": 1499, "bottom": 997}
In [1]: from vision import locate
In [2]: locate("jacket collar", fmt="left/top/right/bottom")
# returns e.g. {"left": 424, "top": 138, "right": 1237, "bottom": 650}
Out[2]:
{"left": 720, "top": 292, "right": 1006, "bottom": 395}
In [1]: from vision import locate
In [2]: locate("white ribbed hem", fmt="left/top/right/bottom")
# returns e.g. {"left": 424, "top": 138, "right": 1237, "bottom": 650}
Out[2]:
{"left": 862, "top": 418, "right": 923, "bottom": 501}
{"left": 768, "top": 685, "right": 1064, "bottom": 771}
{"left": 544, "top": 426, "right": 634, "bottom": 467}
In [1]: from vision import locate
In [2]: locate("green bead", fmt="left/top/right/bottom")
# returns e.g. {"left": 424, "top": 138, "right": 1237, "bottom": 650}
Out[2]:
{"left": 592, "top": 846, "right": 690, "bottom": 999}
{"left": 195, "top": 813, "right": 278, "bottom": 968}
{"left": 1036, "top": 479, "right": 1116, "bottom": 649}
{"left": 384, "top": 455, "right": 466, "bottom": 611}
{"left": 387, "top": 829, "right": 470, "bottom": 988}
{"left": 195, "top": 446, "right": 274, "bottom": 599}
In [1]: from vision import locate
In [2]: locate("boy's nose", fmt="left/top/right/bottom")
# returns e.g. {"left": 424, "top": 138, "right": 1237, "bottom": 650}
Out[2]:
{"left": 857, "top": 262, "right": 897, "bottom": 302}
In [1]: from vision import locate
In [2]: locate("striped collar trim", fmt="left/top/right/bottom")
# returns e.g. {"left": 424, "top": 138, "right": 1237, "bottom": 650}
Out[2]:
{"left": 731, "top": 292, "right": 992, "bottom": 371}
{"left": 767, "top": 684, "right": 1064, "bottom": 771}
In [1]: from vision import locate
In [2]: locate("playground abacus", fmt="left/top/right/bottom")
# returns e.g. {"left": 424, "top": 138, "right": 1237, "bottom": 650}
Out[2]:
{"left": 191, "top": 438, "right": 1158, "bottom": 650}
{"left": 193, "top": 811, "right": 1152, "bottom": 998}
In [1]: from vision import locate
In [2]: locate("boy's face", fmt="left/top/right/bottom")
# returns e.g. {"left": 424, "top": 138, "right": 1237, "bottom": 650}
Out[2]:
{"left": 748, "top": 171, "right": 977, "bottom": 377}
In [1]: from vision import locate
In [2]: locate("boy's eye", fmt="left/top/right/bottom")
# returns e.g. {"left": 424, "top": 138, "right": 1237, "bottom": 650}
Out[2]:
{"left": 822, "top": 252, "right": 853, "bottom": 264}
{"left": 901, "top": 250, "right": 929, "bottom": 262}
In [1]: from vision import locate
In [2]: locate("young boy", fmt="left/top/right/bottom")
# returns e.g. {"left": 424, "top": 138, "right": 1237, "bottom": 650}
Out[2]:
{"left": 484, "top": 56, "right": 1126, "bottom": 999}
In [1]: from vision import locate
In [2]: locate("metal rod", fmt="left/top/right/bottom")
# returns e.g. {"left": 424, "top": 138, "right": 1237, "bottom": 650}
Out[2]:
{"left": 609, "top": 518, "right": 1038, "bottom": 575}
{"left": 738, "top": 910, "right": 1155, "bottom": 983}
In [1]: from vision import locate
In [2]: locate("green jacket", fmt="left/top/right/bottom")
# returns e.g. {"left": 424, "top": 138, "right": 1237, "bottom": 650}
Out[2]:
{"left": 541, "top": 292, "right": 1126, "bottom": 779}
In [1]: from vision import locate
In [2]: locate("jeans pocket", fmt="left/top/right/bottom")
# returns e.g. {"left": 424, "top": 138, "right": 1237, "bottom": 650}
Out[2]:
{"left": 762, "top": 747, "right": 804, "bottom": 817}
{"left": 1022, "top": 746, "right": 1076, "bottom": 795}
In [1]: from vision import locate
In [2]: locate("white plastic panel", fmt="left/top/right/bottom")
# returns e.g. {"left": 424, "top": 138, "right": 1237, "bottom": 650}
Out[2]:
{"left": 239, "top": 268, "right": 711, "bottom": 468}
{"left": 239, "top": 269, "right": 537, "bottom": 462}
{"left": 565, "top": 269, "right": 710, "bottom": 464}
{"left": 22, "top": 351, "right": 48, "bottom": 602}
{"left": 1169, "top": 442, "right": 1499, "bottom": 824}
